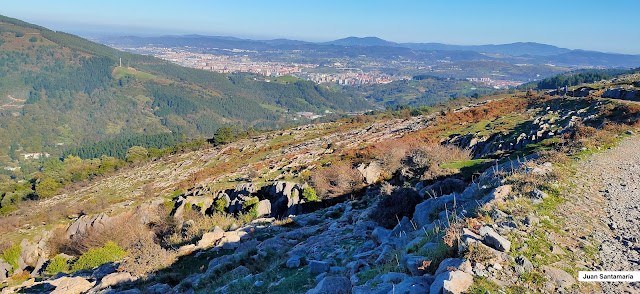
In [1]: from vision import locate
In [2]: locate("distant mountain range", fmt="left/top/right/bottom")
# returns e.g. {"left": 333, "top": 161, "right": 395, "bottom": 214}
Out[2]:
{"left": 324, "top": 37, "right": 571, "bottom": 56}
{"left": 93, "top": 35, "right": 640, "bottom": 68}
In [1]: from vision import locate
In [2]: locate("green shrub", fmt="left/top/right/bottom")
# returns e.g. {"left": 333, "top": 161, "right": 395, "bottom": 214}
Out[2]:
{"left": 44, "top": 255, "right": 69, "bottom": 275}
{"left": 214, "top": 198, "right": 228, "bottom": 213}
{"left": 1, "top": 244, "right": 22, "bottom": 274}
{"left": 302, "top": 187, "right": 318, "bottom": 202}
{"left": 29, "top": 36, "right": 37, "bottom": 42}
{"left": 242, "top": 197, "right": 259, "bottom": 217}
{"left": 35, "top": 177, "right": 61, "bottom": 198}
{"left": 71, "top": 241, "right": 126, "bottom": 271}
{"left": 125, "top": 146, "right": 148, "bottom": 163}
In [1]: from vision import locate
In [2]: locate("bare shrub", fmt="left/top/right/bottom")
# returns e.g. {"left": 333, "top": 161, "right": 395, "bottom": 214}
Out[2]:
{"left": 119, "top": 238, "right": 175, "bottom": 276}
{"left": 311, "top": 162, "right": 362, "bottom": 198}
{"left": 380, "top": 182, "right": 395, "bottom": 196}
{"left": 48, "top": 209, "right": 176, "bottom": 276}
{"left": 164, "top": 210, "right": 245, "bottom": 248}
{"left": 374, "top": 140, "right": 409, "bottom": 176}
{"left": 407, "top": 145, "right": 471, "bottom": 180}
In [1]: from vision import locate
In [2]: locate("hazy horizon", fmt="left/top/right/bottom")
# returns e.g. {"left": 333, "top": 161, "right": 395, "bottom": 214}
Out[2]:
{"left": 1, "top": 0, "right": 640, "bottom": 54}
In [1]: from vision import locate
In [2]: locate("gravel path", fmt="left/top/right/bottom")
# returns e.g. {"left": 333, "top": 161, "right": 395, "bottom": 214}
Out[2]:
{"left": 572, "top": 135, "right": 640, "bottom": 293}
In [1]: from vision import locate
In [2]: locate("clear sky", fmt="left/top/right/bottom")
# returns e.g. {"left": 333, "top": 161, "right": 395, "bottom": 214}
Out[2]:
{"left": 1, "top": 0, "right": 639, "bottom": 54}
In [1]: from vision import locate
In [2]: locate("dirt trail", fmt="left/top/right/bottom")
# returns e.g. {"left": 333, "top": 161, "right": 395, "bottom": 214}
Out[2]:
{"left": 567, "top": 134, "right": 640, "bottom": 293}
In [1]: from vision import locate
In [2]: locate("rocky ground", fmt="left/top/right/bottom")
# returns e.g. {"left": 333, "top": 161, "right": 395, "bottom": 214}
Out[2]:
{"left": 566, "top": 135, "right": 640, "bottom": 293}
{"left": 2, "top": 94, "right": 640, "bottom": 294}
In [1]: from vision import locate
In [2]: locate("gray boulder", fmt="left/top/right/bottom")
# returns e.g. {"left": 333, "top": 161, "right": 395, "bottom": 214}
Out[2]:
{"left": 391, "top": 216, "right": 414, "bottom": 237}
{"left": 412, "top": 195, "right": 454, "bottom": 228}
{"left": 197, "top": 226, "right": 224, "bottom": 249}
{"left": 234, "top": 183, "right": 257, "bottom": 196}
{"left": 146, "top": 283, "right": 174, "bottom": 294}
{"left": 479, "top": 226, "right": 511, "bottom": 252}
{"left": 66, "top": 213, "right": 112, "bottom": 239}
{"left": 306, "top": 276, "right": 351, "bottom": 294}
{"left": 430, "top": 270, "right": 473, "bottom": 294}
{"left": 381, "top": 272, "right": 409, "bottom": 284}
{"left": 357, "top": 162, "right": 381, "bottom": 185}
{"left": 98, "top": 272, "right": 134, "bottom": 289}
{"left": 483, "top": 185, "right": 512, "bottom": 203}
{"left": 0, "top": 261, "right": 11, "bottom": 282}
{"left": 49, "top": 276, "right": 94, "bottom": 294}
{"left": 309, "top": 260, "right": 329, "bottom": 274}
{"left": 256, "top": 199, "right": 272, "bottom": 218}
{"left": 371, "top": 227, "right": 391, "bottom": 245}
{"left": 530, "top": 189, "right": 549, "bottom": 200}
{"left": 230, "top": 265, "right": 250, "bottom": 278}
{"left": 395, "top": 276, "right": 432, "bottom": 294}
{"left": 541, "top": 266, "right": 575, "bottom": 288}
{"left": 516, "top": 255, "right": 534, "bottom": 271}
{"left": 286, "top": 255, "right": 302, "bottom": 268}
{"left": 375, "top": 245, "right": 394, "bottom": 265}
{"left": 435, "top": 258, "right": 471, "bottom": 275}
{"left": 406, "top": 256, "right": 429, "bottom": 276}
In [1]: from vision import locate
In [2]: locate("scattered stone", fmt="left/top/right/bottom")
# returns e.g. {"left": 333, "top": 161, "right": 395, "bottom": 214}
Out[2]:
{"left": 315, "top": 272, "right": 327, "bottom": 284}
{"left": 177, "top": 244, "right": 196, "bottom": 255}
{"left": 479, "top": 226, "right": 511, "bottom": 252}
{"left": 375, "top": 245, "right": 394, "bottom": 265}
{"left": 357, "top": 162, "right": 381, "bottom": 185}
{"left": 406, "top": 256, "right": 430, "bottom": 276}
{"left": 308, "top": 260, "right": 329, "bottom": 274}
{"left": 394, "top": 276, "right": 431, "bottom": 293}
{"left": 391, "top": 216, "right": 414, "bottom": 237}
{"left": 49, "top": 277, "right": 94, "bottom": 294}
{"left": 381, "top": 272, "right": 409, "bottom": 284}
{"left": 530, "top": 189, "right": 549, "bottom": 200}
{"left": 197, "top": 226, "right": 224, "bottom": 249}
{"left": 230, "top": 265, "right": 250, "bottom": 278}
{"left": 435, "top": 258, "right": 472, "bottom": 275}
{"left": 330, "top": 266, "right": 345, "bottom": 274}
{"left": 146, "top": 283, "right": 173, "bottom": 294}
{"left": 306, "top": 276, "right": 351, "bottom": 294}
{"left": 286, "top": 255, "right": 302, "bottom": 268}
{"left": 430, "top": 270, "right": 473, "bottom": 294}
{"left": 99, "top": 272, "right": 134, "bottom": 289}
{"left": 0, "top": 261, "right": 11, "bottom": 283}
{"left": 541, "top": 266, "right": 575, "bottom": 288}
{"left": 487, "top": 185, "right": 512, "bottom": 202}
{"left": 371, "top": 227, "right": 391, "bottom": 245}
{"left": 550, "top": 245, "right": 565, "bottom": 255}
{"left": 256, "top": 199, "right": 272, "bottom": 218}
{"left": 515, "top": 255, "right": 533, "bottom": 271}
{"left": 523, "top": 215, "right": 539, "bottom": 226}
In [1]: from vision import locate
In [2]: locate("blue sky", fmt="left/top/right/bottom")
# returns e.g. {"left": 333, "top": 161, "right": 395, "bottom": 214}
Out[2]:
{"left": 1, "top": 0, "right": 639, "bottom": 54}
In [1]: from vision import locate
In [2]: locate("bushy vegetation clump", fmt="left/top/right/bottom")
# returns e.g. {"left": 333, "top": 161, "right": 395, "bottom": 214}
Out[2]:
{"left": 311, "top": 162, "right": 362, "bottom": 198}
{"left": 71, "top": 241, "right": 126, "bottom": 271}
{"left": 44, "top": 255, "right": 69, "bottom": 275}
{"left": 1, "top": 244, "right": 22, "bottom": 274}
{"left": 302, "top": 187, "right": 318, "bottom": 202}
{"left": 371, "top": 187, "right": 422, "bottom": 229}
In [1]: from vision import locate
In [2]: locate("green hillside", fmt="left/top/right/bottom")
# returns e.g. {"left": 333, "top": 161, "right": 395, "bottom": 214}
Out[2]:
{"left": 341, "top": 75, "right": 496, "bottom": 107}
{"left": 0, "top": 15, "right": 371, "bottom": 165}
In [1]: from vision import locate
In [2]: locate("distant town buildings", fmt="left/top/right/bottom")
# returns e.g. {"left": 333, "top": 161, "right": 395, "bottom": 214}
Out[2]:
{"left": 21, "top": 152, "right": 50, "bottom": 160}
{"left": 466, "top": 77, "right": 523, "bottom": 89}
{"left": 119, "top": 46, "right": 396, "bottom": 85}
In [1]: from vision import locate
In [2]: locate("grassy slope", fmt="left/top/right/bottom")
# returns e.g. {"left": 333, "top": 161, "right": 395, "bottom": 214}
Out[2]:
{"left": 0, "top": 15, "right": 372, "bottom": 164}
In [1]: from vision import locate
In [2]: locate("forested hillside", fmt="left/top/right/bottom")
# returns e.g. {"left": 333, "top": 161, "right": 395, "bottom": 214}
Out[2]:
{"left": 341, "top": 75, "right": 496, "bottom": 107}
{"left": 0, "top": 15, "right": 371, "bottom": 169}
